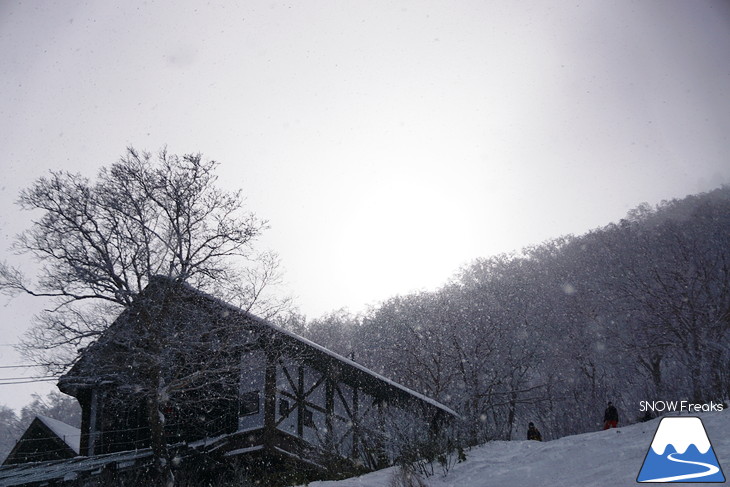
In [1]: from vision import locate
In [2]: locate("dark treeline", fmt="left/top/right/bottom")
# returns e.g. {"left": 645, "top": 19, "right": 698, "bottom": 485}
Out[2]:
{"left": 284, "top": 186, "right": 730, "bottom": 445}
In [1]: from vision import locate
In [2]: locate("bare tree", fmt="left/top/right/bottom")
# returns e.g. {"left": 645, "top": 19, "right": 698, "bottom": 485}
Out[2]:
{"left": 0, "top": 405, "right": 22, "bottom": 463}
{"left": 17, "top": 391, "right": 82, "bottom": 429}
{"left": 0, "top": 147, "right": 287, "bottom": 485}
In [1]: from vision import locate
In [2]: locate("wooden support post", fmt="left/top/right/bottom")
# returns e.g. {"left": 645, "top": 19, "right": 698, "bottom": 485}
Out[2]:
{"left": 325, "top": 377, "right": 335, "bottom": 453}
{"left": 376, "top": 399, "right": 388, "bottom": 467}
{"left": 82, "top": 389, "right": 98, "bottom": 456}
{"left": 263, "top": 348, "right": 277, "bottom": 451}
{"left": 351, "top": 387, "right": 359, "bottom": 459}
{"left": 297, "top": 366, "right": 305, "bottom": 437}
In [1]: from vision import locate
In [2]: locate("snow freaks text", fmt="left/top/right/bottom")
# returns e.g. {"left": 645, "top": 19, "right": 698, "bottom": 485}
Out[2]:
{"left": 639, "top": 401, "right": 725, "bottom": 414}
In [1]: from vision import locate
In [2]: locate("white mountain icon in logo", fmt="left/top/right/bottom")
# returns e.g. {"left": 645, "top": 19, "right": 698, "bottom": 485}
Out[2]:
{"left": 637, "top": 416, "right": 725, "bottom": 483}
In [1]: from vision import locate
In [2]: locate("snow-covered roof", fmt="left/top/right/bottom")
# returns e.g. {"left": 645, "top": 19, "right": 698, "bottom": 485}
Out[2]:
{"left": 267, "top": 317, "right": 459, "bottom": 418}
{"left": 175, "top": 279, "right": 459, "bottom": 419}
{"left": 59, "top": 276, "right": 459, "bottom": 420}
{"left": 36, "top": 416, "right": 80, "bottom": 454}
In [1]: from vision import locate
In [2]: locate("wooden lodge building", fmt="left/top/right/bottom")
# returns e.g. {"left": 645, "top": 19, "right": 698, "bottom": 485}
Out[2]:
{"left": 0, "top": 277, "right": 457, "bottom": 485}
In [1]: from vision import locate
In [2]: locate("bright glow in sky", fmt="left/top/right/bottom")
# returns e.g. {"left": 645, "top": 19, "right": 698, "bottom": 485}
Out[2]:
{"left": 1, "top": 0, "right": 729, "bottom": 409}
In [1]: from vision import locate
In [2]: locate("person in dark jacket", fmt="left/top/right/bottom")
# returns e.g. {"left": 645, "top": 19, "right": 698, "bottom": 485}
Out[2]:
{"left": 603, "top": 401, "right": 619, "bottom": 429}
{"left": 527, "top": 422, "right": 542, "bottom": 441}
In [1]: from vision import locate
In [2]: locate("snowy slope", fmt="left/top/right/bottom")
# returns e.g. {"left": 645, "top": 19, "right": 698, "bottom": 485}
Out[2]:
{"left": 298, "top": 410, "right": 728, "bottom": 487}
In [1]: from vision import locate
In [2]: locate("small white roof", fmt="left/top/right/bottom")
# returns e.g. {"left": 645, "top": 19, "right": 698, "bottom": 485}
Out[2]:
{"left": 36, "top": 416, "right": 80, "bottom": 454}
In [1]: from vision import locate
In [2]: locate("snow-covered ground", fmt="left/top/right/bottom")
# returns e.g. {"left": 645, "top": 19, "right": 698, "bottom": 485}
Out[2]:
{"left": 298, "top": 410, "right": 728, "bottom": 487}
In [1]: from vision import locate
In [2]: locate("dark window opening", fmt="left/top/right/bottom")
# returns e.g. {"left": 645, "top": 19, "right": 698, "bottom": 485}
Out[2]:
{"left": 303, "top": 408, "right": 315, "bottom": 428}
{"left": 240, "top": 391, "right": 260, "bottom": 416}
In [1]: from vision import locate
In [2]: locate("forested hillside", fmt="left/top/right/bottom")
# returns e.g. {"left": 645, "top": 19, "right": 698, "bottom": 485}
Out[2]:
{"left": 290, "top": 186, "right": 730, "bottom": 444}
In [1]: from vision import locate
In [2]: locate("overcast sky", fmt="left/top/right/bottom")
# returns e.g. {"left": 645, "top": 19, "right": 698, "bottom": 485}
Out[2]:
{"left": 1, "top": 0, "right": 729, "bottom": 410}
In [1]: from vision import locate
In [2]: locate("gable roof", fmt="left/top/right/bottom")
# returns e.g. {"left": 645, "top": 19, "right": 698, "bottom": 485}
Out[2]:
{"left": 35, "top": 416, "right": 80, "bottom": 455}
{"left": 58, "top": 276, "right": 458, "bottom": 419}
{"left": 2, "top": 416, "right": 80, "bottom": 466}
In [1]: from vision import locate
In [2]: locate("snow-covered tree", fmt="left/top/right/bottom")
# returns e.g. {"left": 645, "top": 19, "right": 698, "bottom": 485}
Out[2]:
{"left": 312, "top": 186, "right": 730, "bottom": 444}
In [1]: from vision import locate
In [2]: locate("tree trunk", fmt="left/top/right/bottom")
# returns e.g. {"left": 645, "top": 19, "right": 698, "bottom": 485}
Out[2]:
{"left": 506, "top": 391, "right": 517, "bottom": 441}
{"left": 146, "top": 379, "right": 173, "bottom": 487}
{"left": 138, "top": 286, "right": 175, "bottom": 487}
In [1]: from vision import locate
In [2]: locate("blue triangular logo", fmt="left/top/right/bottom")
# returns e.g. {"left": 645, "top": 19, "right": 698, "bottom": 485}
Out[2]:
{"left": 637, "top": 416, "right": 725, "bottom": 483}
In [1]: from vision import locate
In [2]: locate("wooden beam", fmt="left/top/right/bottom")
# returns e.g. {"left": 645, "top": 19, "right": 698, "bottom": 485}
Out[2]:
{"left": 263, "top": 348, "right": 277, "bottom": 451}
{"left": 352, "top": 386, "right": 359, "bottom": 459}
{"left": 325, "top": 377, "right": 335, "bottom": 452}
{"left": 297, "top": 366, "right": 305, "bottom": 437}
{"left": 88, "top": 389, "right": 98, "bottom": 455}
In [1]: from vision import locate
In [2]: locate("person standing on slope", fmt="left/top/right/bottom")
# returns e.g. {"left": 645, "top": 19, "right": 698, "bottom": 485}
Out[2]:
{"left": 527, "top": 422, "right": 542, "bottom": 441}
{"left": 603, "top": 401, "right": 619, "bottom": 429}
